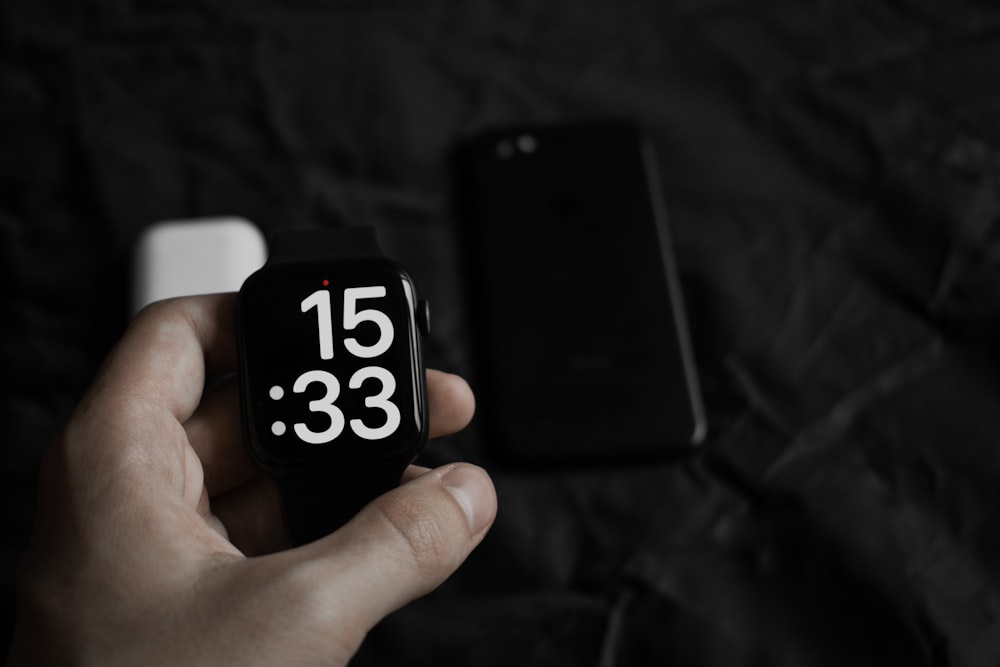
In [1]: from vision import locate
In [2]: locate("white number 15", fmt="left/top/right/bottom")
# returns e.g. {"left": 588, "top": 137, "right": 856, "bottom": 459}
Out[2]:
{"left": 301, "top": 285, "right": 395, "bottom": 360}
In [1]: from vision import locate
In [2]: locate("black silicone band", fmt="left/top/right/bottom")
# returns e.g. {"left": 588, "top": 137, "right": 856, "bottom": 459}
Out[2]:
{"left": 265, "top": 225, "right": 402, "bottom": 545}
{"left": 275, "top": 467, "right": 403, "bottom": 545}
{"left": 268, "top": 226, "right": 384, "bottom": 263}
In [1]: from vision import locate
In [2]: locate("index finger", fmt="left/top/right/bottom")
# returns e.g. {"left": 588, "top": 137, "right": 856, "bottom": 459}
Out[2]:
{"left": 47, "top": 294, "right": 238, "bottom": 549}
{"left": 77, "top": 294, "right": 237, "bottom": 428}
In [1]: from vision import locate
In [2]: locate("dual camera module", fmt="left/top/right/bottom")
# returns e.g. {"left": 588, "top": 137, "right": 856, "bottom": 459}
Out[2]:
{"left": 496, "top": 134, "right": 538, "bottom": 159}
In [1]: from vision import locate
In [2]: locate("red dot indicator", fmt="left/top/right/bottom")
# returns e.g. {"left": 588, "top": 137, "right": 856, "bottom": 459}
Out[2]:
{"left": 322, "top": 279, "right": 329, "bottom": 287}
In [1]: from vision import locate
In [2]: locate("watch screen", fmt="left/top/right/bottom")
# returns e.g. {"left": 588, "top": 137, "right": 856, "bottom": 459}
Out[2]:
{"left": 239, "top": 259, "right": 426, "bottom": 471}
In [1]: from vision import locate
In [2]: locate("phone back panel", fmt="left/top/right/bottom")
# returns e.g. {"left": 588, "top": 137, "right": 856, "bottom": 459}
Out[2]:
{"left": 456, "top": 122, "right": 705, "bottom": 465}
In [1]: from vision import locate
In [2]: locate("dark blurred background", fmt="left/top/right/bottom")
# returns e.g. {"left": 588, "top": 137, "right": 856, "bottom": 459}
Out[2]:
{"left": 4, "top": 1, "right": 1000, "bottom": 665}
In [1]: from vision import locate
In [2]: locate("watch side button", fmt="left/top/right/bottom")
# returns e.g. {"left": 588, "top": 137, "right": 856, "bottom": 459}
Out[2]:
{"left": 416, "top": 299, "right": 431, "bottom": 336}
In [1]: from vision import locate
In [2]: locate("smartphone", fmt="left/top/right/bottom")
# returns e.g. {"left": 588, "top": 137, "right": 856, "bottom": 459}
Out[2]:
{"left": 454, "top": 121, "right": 706, "bottom": 466}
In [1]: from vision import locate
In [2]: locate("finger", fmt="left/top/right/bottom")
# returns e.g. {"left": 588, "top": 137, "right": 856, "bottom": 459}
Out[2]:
{"left": 184, "top": 377, "right": 257, "bottom": 497}
{"left": 57, "top": 294, "right": 237, "bottom": 523}
{"left": 76, "top": 294, "right": 237, "bottom": 432}
{"left": 289, "top": 463, "right": 496, "bottom": 641}
{"left": 401, "top": 464, "right": 432, "bottom": 483}
{"left": 210, "top": 464, "right": 457, "bottom": 557}
{"left": 426, "top": 370, "right": 475, "bottom": 439}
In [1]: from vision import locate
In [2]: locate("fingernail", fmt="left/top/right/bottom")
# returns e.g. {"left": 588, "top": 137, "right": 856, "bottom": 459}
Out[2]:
{"left": 441, "top": 464, "right": 495, "bottom": 535}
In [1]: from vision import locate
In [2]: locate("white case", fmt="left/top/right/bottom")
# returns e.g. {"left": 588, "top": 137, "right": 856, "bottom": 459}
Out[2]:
{"left": 131, "top": 217, "right": 267, "bottom": 315}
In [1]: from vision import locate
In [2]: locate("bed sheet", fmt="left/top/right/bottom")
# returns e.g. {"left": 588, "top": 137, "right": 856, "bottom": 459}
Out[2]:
{"left": 3, "top": 2, "right": 1000, "bottom": 665}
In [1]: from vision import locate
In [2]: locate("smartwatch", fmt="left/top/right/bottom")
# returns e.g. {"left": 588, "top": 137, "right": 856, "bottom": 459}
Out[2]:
{"left": 237, "top": 226, "right": 431, "bottom": 545}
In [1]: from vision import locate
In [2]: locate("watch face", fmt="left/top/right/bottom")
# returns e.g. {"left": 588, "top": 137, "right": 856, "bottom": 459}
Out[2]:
{"left": 238, "top": 258, "right": 427, "bottom": 473}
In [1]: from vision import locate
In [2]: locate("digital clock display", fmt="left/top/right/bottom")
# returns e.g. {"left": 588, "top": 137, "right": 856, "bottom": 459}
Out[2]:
{"left": 238, "top": 259, "right": 426, "bottom": 472}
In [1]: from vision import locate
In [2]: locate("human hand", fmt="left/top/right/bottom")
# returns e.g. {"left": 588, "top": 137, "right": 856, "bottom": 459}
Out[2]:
{"left": 9, "top": 294, "right": 496, "bottom": 666}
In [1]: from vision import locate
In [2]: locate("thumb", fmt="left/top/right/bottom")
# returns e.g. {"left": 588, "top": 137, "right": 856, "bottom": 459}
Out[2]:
{"left": 291, "top": 463, "right": 496, "bottom": 642}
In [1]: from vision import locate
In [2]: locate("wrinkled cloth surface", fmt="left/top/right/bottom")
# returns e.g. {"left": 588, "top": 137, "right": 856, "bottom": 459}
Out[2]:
{"left": 4, "top": 2, "right": 1000, "bottom": 665}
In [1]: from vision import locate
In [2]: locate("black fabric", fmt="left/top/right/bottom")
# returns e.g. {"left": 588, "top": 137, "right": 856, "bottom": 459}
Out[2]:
{"left": 268, "top": 225, "right": 383, "bottom": 262}
{"left": 4, "top": 2, "right": 1000, "bottom": 665}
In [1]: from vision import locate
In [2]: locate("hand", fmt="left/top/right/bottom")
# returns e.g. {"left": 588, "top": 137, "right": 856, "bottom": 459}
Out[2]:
{"left": 9, "top": 294, "right": 496, "bottom": 666}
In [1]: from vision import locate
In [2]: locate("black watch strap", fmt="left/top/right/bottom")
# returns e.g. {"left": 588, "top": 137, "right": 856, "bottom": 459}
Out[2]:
{"left": 268, "top": 226, "right": 384, "bottom": 264}
{"left": 265, "top": 225, "right": 403, "bottom": 546}
{"left": 276, "top": 466, "right": 404, "bottom": 545}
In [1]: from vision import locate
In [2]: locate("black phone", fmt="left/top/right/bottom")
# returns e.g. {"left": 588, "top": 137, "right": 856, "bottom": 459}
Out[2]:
{"left": 454, "top": 120, "right": 706, "bottom": 466}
